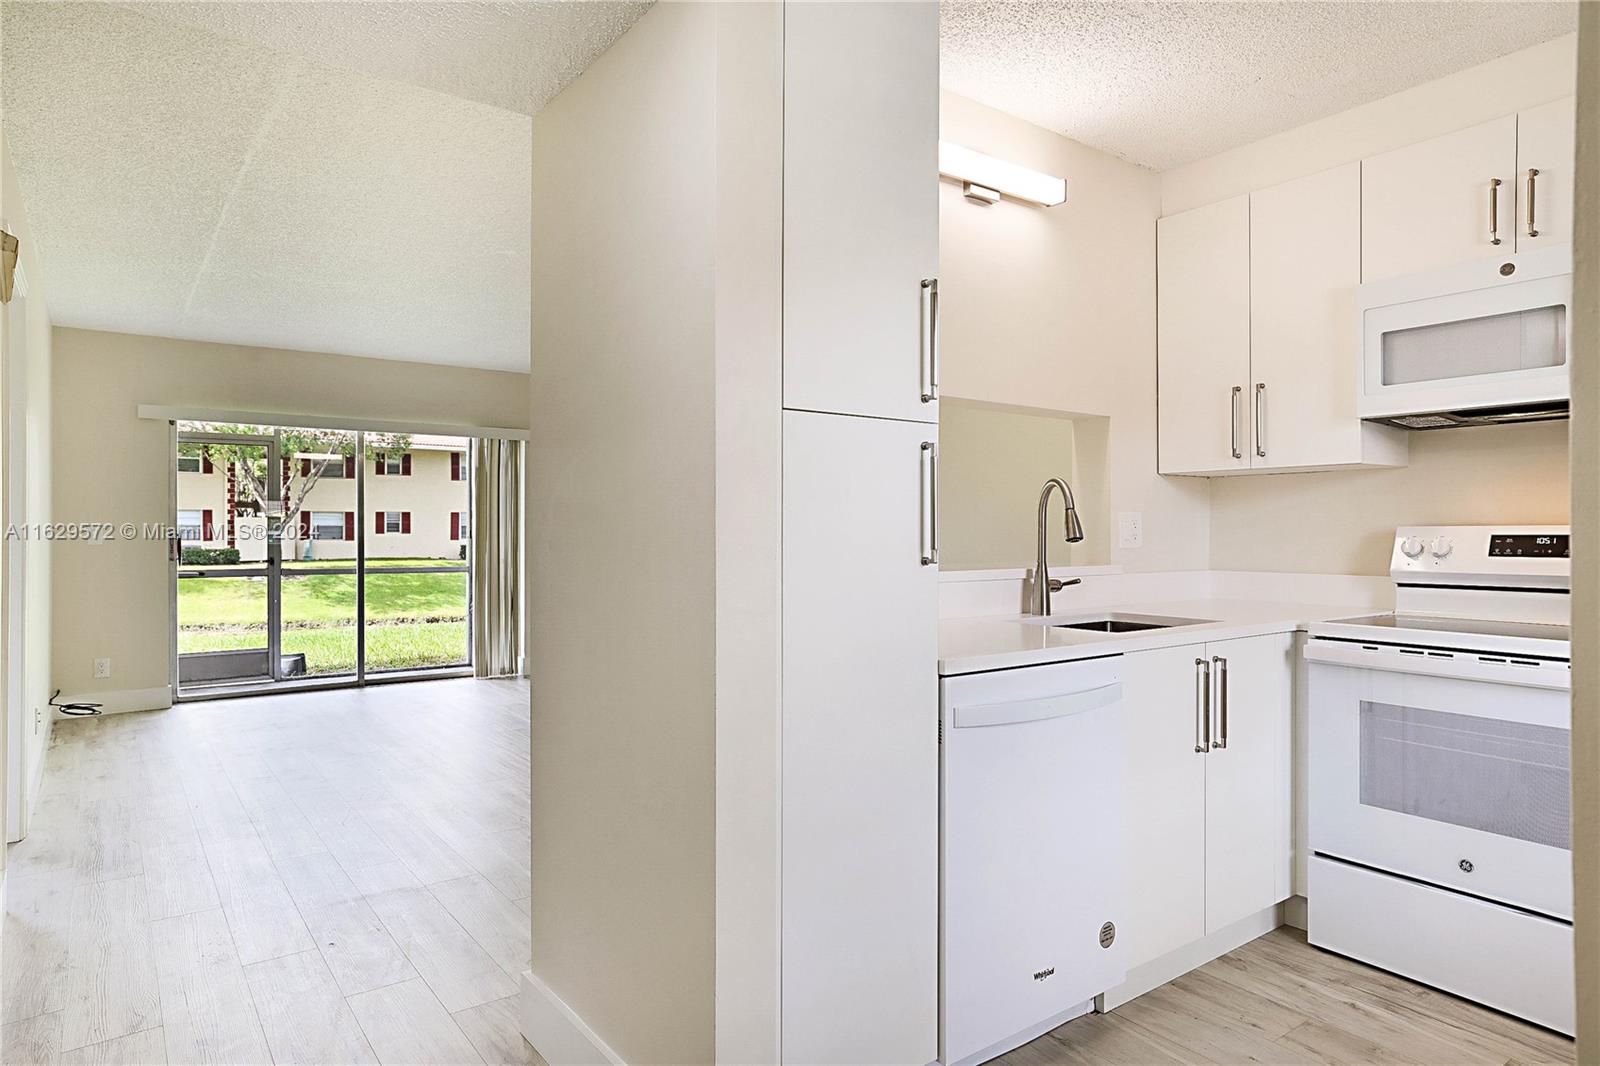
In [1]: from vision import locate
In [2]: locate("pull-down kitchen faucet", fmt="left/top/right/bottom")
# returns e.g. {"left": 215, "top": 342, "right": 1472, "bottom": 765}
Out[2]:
{"left": 1032, "top": 477, "right": 1085, "bottom": 617}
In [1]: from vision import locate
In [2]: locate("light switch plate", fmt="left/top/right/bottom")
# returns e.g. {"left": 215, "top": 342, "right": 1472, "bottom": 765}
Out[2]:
{"left": 1118, "top": 512, "right": 1144, "bottom": 549}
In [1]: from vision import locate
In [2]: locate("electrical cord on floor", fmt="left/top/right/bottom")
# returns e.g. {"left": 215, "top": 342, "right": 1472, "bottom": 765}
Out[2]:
{"left": 49, "top": 689, "right": 102, "bottom": 717}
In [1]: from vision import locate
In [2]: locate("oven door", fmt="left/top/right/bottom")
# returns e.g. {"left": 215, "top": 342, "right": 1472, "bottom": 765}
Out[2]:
{"left": 1306, "top": 640, "right": 1571, "bottom": 919}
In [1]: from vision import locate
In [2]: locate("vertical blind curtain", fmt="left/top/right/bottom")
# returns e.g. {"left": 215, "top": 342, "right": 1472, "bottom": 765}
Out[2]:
{"left": 472, "top": 437, "right": 523, "bottom": 677}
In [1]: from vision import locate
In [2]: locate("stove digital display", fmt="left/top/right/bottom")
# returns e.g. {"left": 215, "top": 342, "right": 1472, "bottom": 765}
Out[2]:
{"left": 1488, "top": 533, "right": 1569, "bottom": 558}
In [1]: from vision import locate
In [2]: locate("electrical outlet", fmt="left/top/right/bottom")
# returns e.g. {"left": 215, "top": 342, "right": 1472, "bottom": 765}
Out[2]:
{"left": 34, "top": 705, "right": 40, "bottom": 732}
{"left": 1118, "top": 512, "right": 1144, "bottom": 549}
{"left": 93, "top": 657, "right": 111, "bottom": 679}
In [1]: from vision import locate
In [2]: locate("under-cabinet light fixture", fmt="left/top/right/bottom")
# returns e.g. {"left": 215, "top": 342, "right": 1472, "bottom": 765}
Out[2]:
{"left": 938, "top": 141, "right": 1067, "bottom": 208}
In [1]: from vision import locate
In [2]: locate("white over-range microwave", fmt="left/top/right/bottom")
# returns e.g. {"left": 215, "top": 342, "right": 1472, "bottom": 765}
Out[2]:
{"left": 1358, "top": 244, "right": 1571, "bottom": 429}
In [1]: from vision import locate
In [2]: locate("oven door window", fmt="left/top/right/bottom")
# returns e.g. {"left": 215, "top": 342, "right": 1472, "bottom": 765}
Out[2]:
{"left": 1360, "top": 700, "right": 1570, "bottom": 850}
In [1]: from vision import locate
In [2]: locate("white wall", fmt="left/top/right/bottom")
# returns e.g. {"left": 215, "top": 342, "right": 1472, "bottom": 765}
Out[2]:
{"left": 939, "top": 90, "right": 1212, "bottom": 573}
{"left": 50, "top": 327, "right": 528, "bottom": 703}
{"left": 1160, "top": 34, "right": 1577, "bottom": 576}
{"left": 1, "top": 127, "right": 54, "bottom": 844}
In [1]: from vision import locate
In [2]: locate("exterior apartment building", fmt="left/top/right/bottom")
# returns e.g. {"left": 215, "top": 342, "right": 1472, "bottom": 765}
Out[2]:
{"left": 177, "top": 435, "right": 471, "bottom": 561}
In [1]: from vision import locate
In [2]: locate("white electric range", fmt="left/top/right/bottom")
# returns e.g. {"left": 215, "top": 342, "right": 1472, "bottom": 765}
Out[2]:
{"left": 1304, "top": 525, "right": 1573, "bottom": 1035}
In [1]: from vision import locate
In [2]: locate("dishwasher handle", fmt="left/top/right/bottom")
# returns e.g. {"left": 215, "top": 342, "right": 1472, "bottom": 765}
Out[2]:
{"left": 951, "top": 682, "right": 1122, "bottom": 729}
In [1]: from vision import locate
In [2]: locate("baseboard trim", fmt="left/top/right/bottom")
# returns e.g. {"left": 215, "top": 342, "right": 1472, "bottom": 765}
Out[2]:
{"left": 520, "top": 970, "right": 626, "bottom": 1066}
{"left": 1283, "top": 894, "right": 1308, "bottom": 931}
{"left": 1096, "top": 902, "right": 1284, "bottom": 1012}
{"left": 51, "top": 686, "right": 171, "bottom": 720}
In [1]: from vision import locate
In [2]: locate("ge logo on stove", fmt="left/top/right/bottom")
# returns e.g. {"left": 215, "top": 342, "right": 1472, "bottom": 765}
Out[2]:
{"left": 1459, "top": 859, "right": 1475, "bottom": 874}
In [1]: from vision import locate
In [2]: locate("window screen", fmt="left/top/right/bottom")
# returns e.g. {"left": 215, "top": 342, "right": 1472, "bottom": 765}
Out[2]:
{"left": 1359, "top": 700, "right": 1570, "bottom": 850}
{"left": 1381, "top": 305, "right": 1565, "bottom": 386}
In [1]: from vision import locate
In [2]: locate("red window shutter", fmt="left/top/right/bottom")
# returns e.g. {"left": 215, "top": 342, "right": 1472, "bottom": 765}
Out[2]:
{"left": 401, "top": 511, "right": 412, "bottom": 534}
{"left": 300, "top": 510, "right": 311, "bottom": 538}
{"left": 345, "top": 512, "right": 355, "bottom": 540}
{"left": 344, "top": 455, "right": 355, "bottom": 478}
{"left": 450, "top": 512, "right": 459, "bottom": 540}
{"left": 401, "top": 453, "right": 412, "bottom": 476}
{"left": 202, "top": 509, "right": 213, "bottom": 540}
{"left": 375, "top": 511, "right": 384, "bottom": 534}
{"left": 202, "top": 452, "right": 214, "bottom": 474}
{"left": 374, "top": 452, "right": 385, "bottom": 475}
{"left": 450, "top": 452, "right": 460, "bottom": 481}
{"left": 300, "top": 458, "right": 310, "bottom": 477}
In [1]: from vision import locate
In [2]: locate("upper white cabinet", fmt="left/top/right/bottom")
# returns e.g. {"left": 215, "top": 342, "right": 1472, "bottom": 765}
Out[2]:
{"left": 1361, "top": 115, "right": 1517, "bottom": 282}
{"left": 1250, "top": 164, "right": 1406, "bottom": 472}
{"left": 782, "top": 410, "right": 939, "bottom": 1066}
{"left": 1156, "top": 195, "right": 1251, "bottom": 475}
{"left": 782, "top": 1, "right": 939, "bottom": 424}
{"left": 1516, "top": 97, "right": 1575, "bottom": 249}
{"left": 1157, "top": 173, "right": 1404, "bottom": 476}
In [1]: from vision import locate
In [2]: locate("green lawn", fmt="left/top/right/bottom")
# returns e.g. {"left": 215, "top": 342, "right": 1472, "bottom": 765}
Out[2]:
{"left": 178, "top": 567, "right": 469, "bottom": 674}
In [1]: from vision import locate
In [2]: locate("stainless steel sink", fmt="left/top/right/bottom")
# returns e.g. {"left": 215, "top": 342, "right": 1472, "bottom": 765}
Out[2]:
{"left": 1048, "top": 612, "right": 1213, "bottom": 633}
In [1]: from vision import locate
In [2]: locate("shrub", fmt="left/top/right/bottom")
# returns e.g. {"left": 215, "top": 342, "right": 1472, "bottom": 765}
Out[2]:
{"left": 182, "top": 547, "right": 242, "bottom": 566}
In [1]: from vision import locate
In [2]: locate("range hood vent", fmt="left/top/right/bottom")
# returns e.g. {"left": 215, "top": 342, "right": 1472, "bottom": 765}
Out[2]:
{"left": 1366, "top": 399, "right": 1569, "bottom": 431}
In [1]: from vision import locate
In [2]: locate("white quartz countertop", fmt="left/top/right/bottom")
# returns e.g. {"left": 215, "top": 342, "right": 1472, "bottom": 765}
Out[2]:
{"left": 939, "top": 598, "right": 1372, "bottom": 676}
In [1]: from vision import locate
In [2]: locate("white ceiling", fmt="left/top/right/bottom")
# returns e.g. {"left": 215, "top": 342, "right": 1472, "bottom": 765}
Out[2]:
{"left": 1, "top": 1, "right": 647, "bottom": 372}
{"left": 940, "top": 1, "right": 1579, "bottom": 171}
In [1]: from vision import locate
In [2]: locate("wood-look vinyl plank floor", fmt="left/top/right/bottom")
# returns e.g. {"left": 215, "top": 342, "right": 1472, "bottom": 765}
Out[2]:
{"left": 5, "top": 678, "right": 529, "bottom": 1066}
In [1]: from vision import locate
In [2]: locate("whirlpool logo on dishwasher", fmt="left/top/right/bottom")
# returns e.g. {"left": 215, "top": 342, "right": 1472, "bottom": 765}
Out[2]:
{"left": 1032, "top": 966, "right": 1055, "bottom": 982}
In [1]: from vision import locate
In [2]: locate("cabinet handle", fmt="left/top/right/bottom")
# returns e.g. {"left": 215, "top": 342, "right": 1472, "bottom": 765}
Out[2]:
{"left": 921, "top": 278, "right": 940, "bottom": 404}
{"left": 1254, "top": 383, "right": 1266, "bottom": 459}
{"left": 1489, "top": 178, "right": 1503, "bottom": 246}
{"left": 1194, "top": 657, "right": 1211, "bottom": 754}
{"left": 1230, "top": 386, "right": 1242, "bottom": 460}
{"left": 1526, "top": 168, "right": 1540, "bottom": 238}
{"left": 1212, "top": 655, "right": 1229, "bottom": 749}
{"left": 920, "top": 441, "right": 938, "bottom": 566}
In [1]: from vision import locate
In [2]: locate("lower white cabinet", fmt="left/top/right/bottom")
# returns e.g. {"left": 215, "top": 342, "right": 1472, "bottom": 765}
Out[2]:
{"left": 1121, "top": 633, "right": 1293, "bottom": 972}
{"left": 781, "top": 409, "right": 939, "bottom": 1065}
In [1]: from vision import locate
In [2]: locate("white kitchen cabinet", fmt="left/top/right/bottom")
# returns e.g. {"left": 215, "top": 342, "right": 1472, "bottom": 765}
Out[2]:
{"left": 1202, "top": 633, "right": 1294, "bottom": 933}
{"left": 1249, "top": 164, "right": 1406, "bottom": 472}
{"left": 1120, "top": 634, "right": 1292, "bottom": 972}
{"left": 1361, "top": 115, "right": 1518, "bottom": 282}
{"left": 1119, "top": 644, "right": 1207, "bottom": 970}
{"left": 1516, "top": 97, "right": 1575, "bottom": 250}
{"left": 781, "top": 409, "right": 939, "bottom": 1066}
{"left": 1156, "top": 195, "right": 1251, "bottom": 475}
{"left": 782, "top": 1, "right": 939, "bottom": 424}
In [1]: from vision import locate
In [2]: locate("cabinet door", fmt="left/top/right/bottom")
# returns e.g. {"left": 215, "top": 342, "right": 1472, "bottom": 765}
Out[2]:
{"left": 1157, "top": 195, "right": 1251, "bottom": 474}
{"left": 1516, "top": 97, "right": 1575, "bottom": 250}
{"left": 782, "top": 410, "right": 939, "bottom": 1065}
{"left": 1361, "top": 115, "right": 1517, "bottom": 282}
{"left": 783, "top": 1, "right": 939, "bottom": 424}
{"left": 1203, "top": 633, "right": 1294, "bottom": 934}
{"left": 1249, "top": 163, "right": 1363, "bottom": 470}
{"left": 1119, "top": 645, "right": 1208, "bottom": 970}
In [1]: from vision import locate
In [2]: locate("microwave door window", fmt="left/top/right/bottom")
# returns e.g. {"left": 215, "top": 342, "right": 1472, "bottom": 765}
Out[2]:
{"left": 1382, "top": 304, "right": 1566, "bottom": 386}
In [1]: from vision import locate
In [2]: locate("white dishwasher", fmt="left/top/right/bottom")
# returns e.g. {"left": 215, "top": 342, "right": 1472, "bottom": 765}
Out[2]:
{"left": 940, "top": 654, "right": 1127, "bottom": 1066}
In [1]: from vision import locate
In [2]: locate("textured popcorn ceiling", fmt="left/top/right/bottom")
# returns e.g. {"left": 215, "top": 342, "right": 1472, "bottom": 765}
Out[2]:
{"left": 940, "top": 1, "right": 1578, "bottom": 171}
{"left": 0, "top": 2, "right": 646, "bottom": 371}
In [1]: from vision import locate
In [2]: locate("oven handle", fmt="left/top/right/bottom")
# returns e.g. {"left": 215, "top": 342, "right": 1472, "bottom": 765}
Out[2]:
{"left": 1303, "top": 639, "right": 1570, "bottom": 692}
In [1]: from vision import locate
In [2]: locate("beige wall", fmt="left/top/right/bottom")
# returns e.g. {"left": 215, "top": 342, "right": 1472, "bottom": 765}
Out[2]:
{"left": 937, "top": 398, "right": 1111, "bottom": 570}
{"left": 1161, "top": 35, "right": 1577, "bottom": 577}
{"left": 50, "top": 327, "right": 527, "bottom": 702}
{"left": 529, "top": 4, "right": 720, "bottom": 1061}
{"left": 2, "top": 127, "right": 55, "bottom": 844}
{"left": 939, "top": 90, "right": 1212, "bottom": 574}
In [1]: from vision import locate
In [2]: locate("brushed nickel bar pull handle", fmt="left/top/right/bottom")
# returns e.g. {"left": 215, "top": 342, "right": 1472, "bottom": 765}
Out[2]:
{"left": 920, "top": 441, "right": 939, "bottom": 566}
{"left": 1195, "top": 657, "right": 1211, "bottom": 754}
{"left": 1230, "top": 386, "right": 1242, "bottom": 460}
{"left": 1212, "top": 655, "right": 1229, "bottom": 749}
{"left": 1254, "top": 383, "right": 1266, "bottom": 459}
{"left": 1527, "top": 168, "right": 1540, "bottom": 238}
{"left": 1489, "top": 178, "right": 1503, "bottom": 246}
{"left": 921, "top": 278, "right": 940, "bottom": 404}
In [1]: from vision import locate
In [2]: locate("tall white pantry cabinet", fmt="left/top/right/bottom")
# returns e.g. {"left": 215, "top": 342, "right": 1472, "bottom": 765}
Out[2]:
{"left": 779, "top": 3, "right": 942, "bottom": 1065}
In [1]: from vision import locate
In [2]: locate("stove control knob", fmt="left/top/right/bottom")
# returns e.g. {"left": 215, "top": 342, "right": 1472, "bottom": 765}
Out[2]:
{"left": 1400, "top": 536, "right": 1426, "bottom": 559}
{"left": 1431, "top": 536, "right": 1454, "bottom": 559}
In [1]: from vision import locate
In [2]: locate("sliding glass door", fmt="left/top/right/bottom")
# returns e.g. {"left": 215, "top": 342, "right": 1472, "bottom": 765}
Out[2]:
{"left": 172, "top": 423, "right": 472, "bottom": 697}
